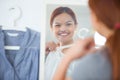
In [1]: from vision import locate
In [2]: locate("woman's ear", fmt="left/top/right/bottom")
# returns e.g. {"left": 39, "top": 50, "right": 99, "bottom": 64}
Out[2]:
{"left": 76, "top": 23, "right": 78, "bottom": 28}
{"left": 75, "top": 24, "right": 77, "bottom": 30}
{"left": 50, "top": 26, "right": 53, "bottom": 31}
{"left": 91, "top": 10, "right": 102, "bottom": 24}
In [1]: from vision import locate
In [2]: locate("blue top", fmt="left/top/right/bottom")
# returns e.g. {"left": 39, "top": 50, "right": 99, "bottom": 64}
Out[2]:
{"left": 0, "top": 27, "right": 40, "bottom": 80}
{"left": 71, "top": 47, "right": 112, "bottom": 80}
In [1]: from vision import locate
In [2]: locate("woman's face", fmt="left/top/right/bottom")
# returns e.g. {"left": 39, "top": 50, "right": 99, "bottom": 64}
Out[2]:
{"left": 90, "top": 11, "right": 101, "bottom": 33}
{"left": 51, "top": 13, "right": 77, "bottom": 45}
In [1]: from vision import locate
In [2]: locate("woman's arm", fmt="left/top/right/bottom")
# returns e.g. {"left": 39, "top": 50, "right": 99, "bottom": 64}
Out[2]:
{"left": 52, "top": 55, "right": 72, "bottom": 80}
{"left": 53, "top": 37, "right": 95, "bottom": 80}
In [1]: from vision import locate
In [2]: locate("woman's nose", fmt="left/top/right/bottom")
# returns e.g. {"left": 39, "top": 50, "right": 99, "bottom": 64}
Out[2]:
{"left": 60, "top": 25, "right": 67, "bottom": 31}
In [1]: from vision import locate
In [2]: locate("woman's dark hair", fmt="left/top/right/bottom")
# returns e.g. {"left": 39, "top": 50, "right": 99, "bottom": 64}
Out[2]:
{"left": 89, "top": 0, "right": 120, "bottom": 79}
{"left": 50, "top": 7, "right": 77, "bottom": 27}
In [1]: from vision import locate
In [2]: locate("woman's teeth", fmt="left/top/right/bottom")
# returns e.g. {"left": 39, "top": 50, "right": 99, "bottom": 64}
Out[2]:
{"left": 60, "top": 33, "right": 68, "bottom": 36}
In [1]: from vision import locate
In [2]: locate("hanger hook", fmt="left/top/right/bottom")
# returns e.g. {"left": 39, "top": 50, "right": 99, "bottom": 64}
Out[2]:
{"left": 9, "top": 6, "right": 22, "bottom": 27}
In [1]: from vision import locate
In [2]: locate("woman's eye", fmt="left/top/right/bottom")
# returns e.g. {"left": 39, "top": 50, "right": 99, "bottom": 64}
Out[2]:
{"left": 55, "top": 24, "right": 61, "bottom": 27}
{"left": 66, "top": 23, "right": 72, "bottom": 26}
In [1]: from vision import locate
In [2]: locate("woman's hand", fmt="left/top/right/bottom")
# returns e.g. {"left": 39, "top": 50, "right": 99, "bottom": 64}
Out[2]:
{"left": 45, "top": 41, "right": 58, "bottom": 55}
{"left": 64, "top": 37, "right": 95, "bottom": 61}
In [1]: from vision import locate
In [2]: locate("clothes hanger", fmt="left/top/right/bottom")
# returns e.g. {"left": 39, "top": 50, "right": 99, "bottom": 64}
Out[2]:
{"left": 59, "top": 44, "right": 73, "bottom": 50}
{"left": 2, "top": 6, "right": 26, "bottom": 31}
{"left": 3, "top": 6, "right": 26, "bottom": 50}
{"left": 4, "top": 46, "right": 20, "bottom": 50}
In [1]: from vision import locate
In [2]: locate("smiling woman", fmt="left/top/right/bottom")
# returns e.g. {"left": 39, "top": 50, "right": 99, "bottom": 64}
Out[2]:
{"left": 45, "top": 6, "right": 78, "bottom": 80}
{"left": 51, "top": 11, "right": 77, "bottom": 46}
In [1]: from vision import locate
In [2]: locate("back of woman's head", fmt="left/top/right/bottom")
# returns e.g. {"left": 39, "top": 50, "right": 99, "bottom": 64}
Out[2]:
{"left": 50, "top": 7, "right": 77, "bottom": 27}
{"left": 89, "top": 0, "right": 120, "bottom": 79}
{"left": 89, "top": 0, "right": 120, "bottom": 29}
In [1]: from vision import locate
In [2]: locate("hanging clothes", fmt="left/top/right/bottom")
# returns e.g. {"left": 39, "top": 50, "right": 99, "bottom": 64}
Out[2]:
{"left": 0, "top": 27, "right": 40, "bottom": 80}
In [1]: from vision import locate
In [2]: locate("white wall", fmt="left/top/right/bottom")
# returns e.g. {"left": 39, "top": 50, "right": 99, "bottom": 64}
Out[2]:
{"left": 45, "top": 0, "right": 88, "bottom": 5}
{"left": 0, "top": 0, "right": 42, "bottom": 32}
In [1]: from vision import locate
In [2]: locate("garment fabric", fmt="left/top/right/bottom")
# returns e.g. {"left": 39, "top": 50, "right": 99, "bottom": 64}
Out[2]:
{"left": 45, "top": 44, "right": 76, "bottom": 80}
{"left": 0, "top": 27, "right": 40, "bottom": 80}
{"left": 72, "top": 47, "right": 112, "bottom": 80}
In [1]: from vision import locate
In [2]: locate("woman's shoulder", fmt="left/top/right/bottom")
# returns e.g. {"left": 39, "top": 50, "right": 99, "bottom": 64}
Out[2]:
{"left": 81, "top": 46, "right": 110, "bottom": 61}
{"left": 75, "top": 47, "right": 111, "bottom": 68}
{"left": 72, "top": 47, "right": 112, "bottom": 80}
